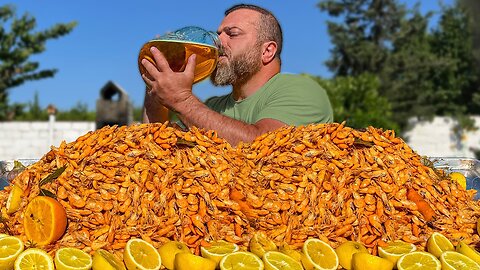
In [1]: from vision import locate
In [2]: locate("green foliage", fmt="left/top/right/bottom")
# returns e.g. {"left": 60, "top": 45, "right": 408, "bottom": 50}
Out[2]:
{"left": 310, "top": 73, "right": 399, "bottom": 131}
{"left": 318, "top": 0, "right": 480, "bottom": 133}
{"left": 56, "top": 102, "right": 95, "bottom": 121}
{"left": 13, "top": 92, "right": 48, "bottom": 120}
{"left": 379, "top": 7, "right": 440, "bottom": 128}
{"left": 430, "top": 3, "right": 480, "bottom": 116}
{"left": 318, "top": 0, "right": 407, "bottom": 76}
{"left": 0, "top": 4, "right": 76, "bottom": 120}
{"left": 10, "top": 92, "right": 95, "bottom": 121}
{"left": 133, "top": 106, "right": 143, "bottom": 122}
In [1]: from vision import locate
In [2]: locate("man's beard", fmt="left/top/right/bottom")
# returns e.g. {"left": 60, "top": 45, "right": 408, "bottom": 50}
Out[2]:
{"left": 210, "top": 46, "right": 262, "bottom": 86}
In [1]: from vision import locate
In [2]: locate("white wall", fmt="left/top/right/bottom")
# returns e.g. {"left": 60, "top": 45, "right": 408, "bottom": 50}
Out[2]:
{"left": 0, "top": 121, "right": 95, "bottom": 160}
{"left": 0, "top": 116, "right": 479, "bottom": 161}
{"left": 404, "top": 116, "right": 480, "bottom": 158}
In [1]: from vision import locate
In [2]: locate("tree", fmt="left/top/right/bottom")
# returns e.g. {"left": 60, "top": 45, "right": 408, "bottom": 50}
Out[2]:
{"left": 318, "top": 0, "right": 479, "bottom": 132}
{"left": 379, "top": 8, "right": 440, "bottom": 128}
{"left": 0, "top": 4, "right": 77, "bottom": 120}
{"left": 13, "top": 91, "right": 48, "bottom": 120}
{"left": 56, "top": 102, "right": 95, "bottom": 121}
{"left": 312, "top": 73, "right": 398, "bottom": 131}
{"left": 429, "top": 3, "right": 479, "bottom": 125}
{"left": 318, "top": 0, "right": 407, "bottom": 76}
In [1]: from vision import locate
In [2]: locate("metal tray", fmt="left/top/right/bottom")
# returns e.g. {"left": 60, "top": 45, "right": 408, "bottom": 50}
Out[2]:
{"left": 0, "top": 159, "right": 38, "bottom": 190}
{"left": 430, "top": 157, "right": 480, "bottom": 199}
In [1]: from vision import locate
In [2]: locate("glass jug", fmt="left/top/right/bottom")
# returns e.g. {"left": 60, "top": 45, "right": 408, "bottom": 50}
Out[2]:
{"left": 138, "top": 26, "right": 221, "bottom": 84}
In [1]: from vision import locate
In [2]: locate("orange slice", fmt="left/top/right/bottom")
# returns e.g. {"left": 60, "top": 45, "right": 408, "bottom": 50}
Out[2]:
{"left": 23, "top": 196, "right": 67, "bottom": 246}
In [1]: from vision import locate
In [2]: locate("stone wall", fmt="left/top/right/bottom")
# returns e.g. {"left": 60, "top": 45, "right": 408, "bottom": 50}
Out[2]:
{"left": 0, "top": 116, "right": 479, "bottom": 161}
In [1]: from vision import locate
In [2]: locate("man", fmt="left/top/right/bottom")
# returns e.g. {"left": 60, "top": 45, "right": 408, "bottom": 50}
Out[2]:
{"left": 141, "top": 4, "right": 333, "bottom": 145}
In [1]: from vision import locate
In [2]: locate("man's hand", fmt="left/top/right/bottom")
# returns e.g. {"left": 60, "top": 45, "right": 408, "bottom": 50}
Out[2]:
{"left": 141, "top": 46, "right": 196, "bottom": 114}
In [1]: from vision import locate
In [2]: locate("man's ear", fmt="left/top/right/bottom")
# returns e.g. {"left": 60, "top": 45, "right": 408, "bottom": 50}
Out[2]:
{"left": 262, "top": 41, "right": 277, "bottom": 64}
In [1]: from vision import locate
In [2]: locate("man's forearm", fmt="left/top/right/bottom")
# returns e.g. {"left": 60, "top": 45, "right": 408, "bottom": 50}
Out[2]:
{"left": 175, "top": 96, "right": 264, "bottom": 145}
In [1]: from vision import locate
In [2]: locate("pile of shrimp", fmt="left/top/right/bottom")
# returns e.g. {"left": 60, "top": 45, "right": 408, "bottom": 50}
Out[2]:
{"left": 1, "top": 121, "right": 479, "bottom": 258}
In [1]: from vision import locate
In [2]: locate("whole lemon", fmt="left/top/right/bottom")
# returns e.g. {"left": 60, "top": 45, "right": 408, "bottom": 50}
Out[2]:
{"left": 92, "top": 249, "right": 126, "bottom": 270}
{"left": 158, "top": 241, "right": 191, "bottom": 270}
{"left": 351, "top": 253, "right": 393, "bottom": 270}
{"left": 456, "top": 241, "right": 480, "bottom": 264}
{"left": 174, "top": 252, "right": 216, "bottom": 270}
{"left": 335, "top": 241, "right": 368, "bottom": 270}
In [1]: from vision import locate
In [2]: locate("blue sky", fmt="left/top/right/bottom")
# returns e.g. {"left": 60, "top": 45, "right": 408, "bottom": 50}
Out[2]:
{"left": 7, "top": 0, "right": 453, "bottom": 111}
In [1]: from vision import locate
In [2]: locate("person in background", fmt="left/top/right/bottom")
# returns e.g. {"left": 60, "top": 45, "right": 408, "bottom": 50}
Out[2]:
{"left": 141, "top": 4, "right": 333, "bottom": 145}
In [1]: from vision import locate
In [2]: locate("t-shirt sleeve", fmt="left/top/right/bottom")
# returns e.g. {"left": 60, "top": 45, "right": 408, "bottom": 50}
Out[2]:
{"left": 254, "top": 75, "right": 334, "bottom": 126}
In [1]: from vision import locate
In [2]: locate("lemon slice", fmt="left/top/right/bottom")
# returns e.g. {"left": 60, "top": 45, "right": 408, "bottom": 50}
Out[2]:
{"left": 301, "top": 238, "right": 339, "bottom": 270}
{"left": 14, "top": 248, "right": 54, "bottom": 270}
{"left": 174, "top": 252, "right": 216, "bottom": 270}
{"left": 219, "top": 251, "right": 264, "bottom": 270}
{"left": 0, "top": 236, "right": 24, "bottom": 270}
{"left": 92, "top": 249, "right": 126, "bottom": 270}
{"left": 6, "top": 185, "right": 23, "bottom": 214}
{"left": 456, "top": 241, "right": 480, "bottom": 264}
{"left": 200, "top": 240, "right": 239, "bottom": 266}
{"left": 449, "top": 172, "right": 467, "bottom": 189}
{"left": 426, "top": 232, "right": 454, "bottom": 258}
{"left": 262, "top": 251, "right": 303, "bottom": 270}
{"left": 54, "top": 247, "right": 93, "bottom": 270}
{"left": 378, "top": 241, "right": 417, "bottom": 265}
{"left": 123, "top": 238, "right": 161, "bottom": 270}
{"left": 397, "top": 251, "right": 441, "bottom": 270}
{"left": 158, "top": 241, "right": 191, "bottom": 270}
{"left": 440, "top": 250, "right": 480, "bottom": 270}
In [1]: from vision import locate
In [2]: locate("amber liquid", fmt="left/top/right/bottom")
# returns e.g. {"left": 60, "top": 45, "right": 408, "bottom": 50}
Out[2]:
{"left": 138, "top": 39, "right": 218, "bottom": 83}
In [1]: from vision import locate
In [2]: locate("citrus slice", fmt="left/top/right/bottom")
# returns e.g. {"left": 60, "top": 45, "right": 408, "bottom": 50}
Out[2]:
{"left": 123, "top": 238, "right": 161, "bottom": 270}
{"left": 92, "top": 249, "right": 126, "bottom": 270}
{"left": 426, "top": 232, "right": 454, "bottom": 258}
{"left": 397, "top": 251, "right": 441, "bottom": 270}
{"left": 158, "top": 241, "right": 191, "bottom": 270}
{"left": 200, "top": 240, "right": 239, "bottom": 266}
{"left": 301, "top": 238, "right": 338, "bottom": 270}
{"left": 440, "top": 250, "right": 480, "bottom": 270}
{"left": 6, "top": 185, "right": 23, "bottom": 214}
{"left": 219, "top": 251, "right": 264, "bottom": 270}
{"left": 54, "top": 247, "right": 93, "bottom": 270}
{"left": 23, "top": 196, "right": 67, "bottom": 246}
{"left": 449, "top": 172, "right": 467, "bottom": 189}
{"left": 456, "top": 240, "right": 480, "bottom": 264}
{"left": 14, "top": 248, "right": 54, "bottom": 270}
{"left": 249, "top": 232, "right": 277, "bottom": 258}
{"left": 378, "top": 240, "right": 417, "bottom": 265}
{"left": 0, "top": 236, "right": 24, "bottom": 270}
{"left": 174, "top": 252, "right": 216, "bottom": 270}
{"left": 262, "top": 251, "right": 303, "bottom": 270}
{"left": 335, "top": 241, "right": 368, "bottom": 269}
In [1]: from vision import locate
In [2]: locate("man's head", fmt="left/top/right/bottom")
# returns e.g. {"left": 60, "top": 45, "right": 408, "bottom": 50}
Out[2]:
{"left": 210, "top": 4, "right": 283, "bottom": 86}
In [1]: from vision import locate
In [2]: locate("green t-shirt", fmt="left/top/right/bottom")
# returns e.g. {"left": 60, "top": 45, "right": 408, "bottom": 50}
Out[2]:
{"left": 204, "top": 73, "right": 333, "bottom": 126}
